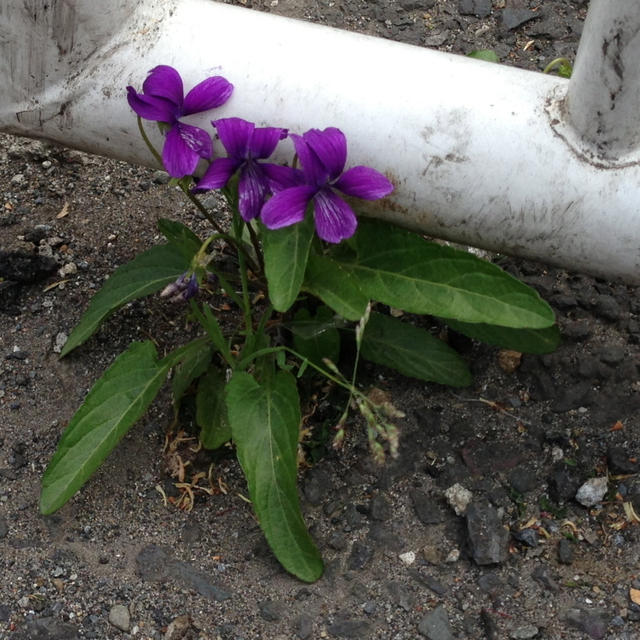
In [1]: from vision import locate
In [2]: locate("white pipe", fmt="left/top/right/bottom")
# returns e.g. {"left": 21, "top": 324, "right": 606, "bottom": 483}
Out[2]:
{"left": 1, "top": 0, "right": 640, "bottom": 282}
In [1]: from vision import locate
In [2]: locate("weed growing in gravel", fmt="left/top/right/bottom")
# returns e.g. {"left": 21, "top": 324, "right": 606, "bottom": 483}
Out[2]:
{"left": 40, "top": 66, "right": 559, "bottom": 581}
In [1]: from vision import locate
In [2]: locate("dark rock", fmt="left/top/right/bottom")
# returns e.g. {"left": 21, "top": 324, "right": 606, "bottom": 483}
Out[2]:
{"left": 399, "top": 0, "right": 434, "bottom": 9}
{"left": 550, "top": 294, "right": 578, "bottom": 310}
{"left": 565, "top": 606, "right": 608, "bottom": 639}
{"left": 258, "top": 599, "right": 283, "bottom": 622}
{"left": 481, "top": 608, "right": 500, "bottom": 640}
{"left": 344, "top": 504, "right": 368, "bottom": 529}
{"left": 327, "top": 618, "right": 371, "bottom": 638}
{"left": 0, "top": 517, "right": 8, "bottom": 538}
{"left": 594, "top": 295, "right": 622, "bottom": 321}
{"left": 136, "top": 544, "right": 231, "bottom": 601}
{"left": 347, "top": 542, "right": 374, "bottom": 570}
{"left": 13, "top": 617, "right": 80, "bottom": 640}
{"left": 327, "top": 532, "right": 348, "bottom": 550}
{"left": 458, "top": 0, "right": 492, "bottom": 18}
{"left": 410, "top": 568, "right": 447, "bottom": 595}
{"left": 528, "top": 371, "right": 557, "bottom": 401}
{"left": 547, "top": 462, "right": 583, "bottom": 503}
{"left": 512, "top": 527, "right": 538, "bottom": 547}
{"left": 598, "top": 345, "right": 626, "bottom": 365}
{"left": 531, "top": 564, "right": 559, "bottom": 592}
{"left": 508, "top": 467, "right": 537, "bottom": 494}
{"left": 0, "top": 604, "right": 10, "bottom": 621}
{"left": 562, "top": 320, "right": 592, "bottom": 341}
{"left": 386, "top": 581, "right": 413, "bottom": 611}
{"left": 296, "top": 613, "right": 314, "bottom": 639}
{"left": 369, "top": 493, "right": 392, "bottom": 521}
{"left": 418, "top": 605, "right": 454, "bottom": 640}
{"left": 367, "top": 523, "right": 405, "bottom": 551}
{"left": 550, "top": 381, "right": 593, "bottom": 412}
{"left": 557, "top": 538, "right": 574, "bottom": 564}
{"left": 411, "top": 489, "right": 445, "bottom": 524}
{"left": 501, "top": 8, "right": 539, "bottom": 30}
{"left": 0, "top": 251, "right": 57, "bottom": 283}
{"left": 303, "top": 467, "right": 332, "bottom": 506}
{"left": 477, "top": 572, "right": 502, "bottom": 596}
{"left": 608, "top": 446, "right": 640, "bottom": 474}
{"left": 466, "top": 501, "right": 509, "bottom": 565}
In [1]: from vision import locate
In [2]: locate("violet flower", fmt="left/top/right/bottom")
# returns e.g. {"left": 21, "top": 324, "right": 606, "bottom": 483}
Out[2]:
{"left": 195, "top": 118, "right": 287, "bottom": 222}
{"left": 160, "top": 272, "right": 199, "bottom": 303}
{"left": 127, "top": 65, "right": 233, "bottom": 178}
{"left": 260, "top": 127, "right": 393, "bottom": 243}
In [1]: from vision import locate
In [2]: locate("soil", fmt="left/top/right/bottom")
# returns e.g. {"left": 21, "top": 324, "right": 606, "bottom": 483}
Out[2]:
{"left": 2, "top": 1, "right": 640, "bottom": 639}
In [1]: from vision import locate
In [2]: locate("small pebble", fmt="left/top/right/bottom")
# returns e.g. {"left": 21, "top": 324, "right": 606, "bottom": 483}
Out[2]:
{"left": 575, "top": 477, "right": 608, "bottom": 507}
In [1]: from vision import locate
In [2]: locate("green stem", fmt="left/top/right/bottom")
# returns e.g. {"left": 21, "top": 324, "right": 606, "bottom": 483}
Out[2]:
{"left": 137, "top": 116, "right": 163, "bottom": 167}
{"left": 246, "top": 221, "right": 265, "bottom": 274}
{"left": 543, "top": 57, "right": 572, "bottom": 75}
{"left": 233, "top": 216, "right": 254, "bottom": 336}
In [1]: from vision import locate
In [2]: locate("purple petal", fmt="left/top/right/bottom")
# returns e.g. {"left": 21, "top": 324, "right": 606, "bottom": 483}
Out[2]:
{"left": 291, "top": 134, "right": 328, "bottom": 186}
{"left": 262, "top": 164, "right": 305, "bottom": 192}
{"left": 162, "top": 123, "right": 212, "bottom": 177}
{"left": 334, "top": 166, "right": 394, "bottom": 200}
{"left": 142, "top": 65, "right": 184, "bottom": 107}
{"left": 126, "top": 87, "right": 177, "bottom": 122}
{"left": 195, "top": 157, "right": 239, "bottom": 191}
{"left": 303, "top": 128, "right": 347, "bottom": 181}
{"left": 312, "top": 188, "right": 357, "bottom": 243}
{"left": 261, "top": 185, "right": 316, "bottom": 230}
{"left": 183, "top": 76, "right": 233, "bottom": 115}
{"left": 238, "top": 163, "right": 269, "bottom": 221}
{"left": 250, "top": 126, "right": 287, "bottom": 159}
{"left": 214, "top": 117, "right": 254, "bottom": 159}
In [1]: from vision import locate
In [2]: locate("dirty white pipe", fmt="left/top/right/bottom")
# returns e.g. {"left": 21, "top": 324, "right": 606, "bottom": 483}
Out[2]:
{"left": 1, "top": 0, "right": 639, "bottom": 282}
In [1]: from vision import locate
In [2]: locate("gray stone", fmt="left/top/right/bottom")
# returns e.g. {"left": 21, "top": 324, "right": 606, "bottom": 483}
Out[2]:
{"left": 0, "top": 517, "right": 8, "bottom": 538}
{"left": 347, "top": 542, "right": 374, "bottom": 570}
{"left": 327, "top": 618, "right": 371, "bottom": 638}
{"left": 418, "top": 605, "right": 454, "bottom": 640}
{"left": 369, "top": 493, "right": 392, "bottom": 521}
{"left": 575, "top": 477, "right": 608, "bottom": 507}
{"left": 296, "top": 613, "right": 313, "bottom": 639}
{"left": 108, "top": 604, "right": 130, "bottom": 632}
{"left": 258, "top": 599, "right": 283, "bottom": 622}
{"left": 501, "top": 8, "right": 538, "bottom": 30}
{"left": 565, "top": 606, "right": 608, "bottom": 639}
{"left": 595, "top": 295, "right": 622, "bottom": 321}
{"left": 386, "top": 581, "right": 413, "bottom": 611}
{"left": 164, "top": 615, "right": 191, "bottom": 640}
{"left": 510, "top": 625, "right": 539, "bottom": 639}
{"left": 411, "top": 490, "right": 445, "bottom": 524}
{"left": 508, "top": 467, "right": 537, "bottom": 494}
{"left": 13, "top": 617, "right": 80, "bottom": 640}
{"left": 458, "top": 0, "right": 492, "bottom": 18}
{"left": 557, "top": 538, "right": 574, "bottom": 565}
{"left": 136, "top": 544, "right": 231, "bottom": 601}
{"left": 466, "top": 501, "right": 509, "bottom": 565}
{"left": 531, "top": 565, "right": 559, "bottom": 593}
{"left": 303, "top": 467, "right": 332, "bottom": 506}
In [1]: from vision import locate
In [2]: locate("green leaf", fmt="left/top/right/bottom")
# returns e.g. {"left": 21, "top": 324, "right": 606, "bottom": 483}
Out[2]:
{"left": 197, "top": 366, "right": 231, "bottom": 449}
{"left": 467, "top": 49, "right": 500, "bottom": 63}
{"left": 190, "top": 302, "right": 231, "bottom": 362}
{"left": 171, "top": 341, "right": 213, "bottom": 412}
{"left": 290, "top": 306, "right": 341, "bottom": 369}
{"left": 61, "top": 244, "right": 190, "bottom": 356}
{"left": 157, "top": 218, "right": 202, "bottom": 261}
{"left": 339, "top": 220, "right": 554, "bottom": 329}
{"left": 360, "top": 312, "right": 472, "bottom": 387}
{"left": 226, "top": 371, "right": 323, "bottom": 582}
{"left": 303, "top": 253, "right": 369, "bottom": 321}
{"left": 447, "top": 319, "right": 561, "bottom": 354}
{"left": 40, "top": 341, "right": 169, "bottom": 514}
{"left": 262, "top": 215, "right": 314, "bottom": 312}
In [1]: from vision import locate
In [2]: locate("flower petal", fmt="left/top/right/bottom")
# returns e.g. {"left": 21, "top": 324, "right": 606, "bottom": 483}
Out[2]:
{"left": 142, "top": 65, "right": 184, "bottom": 107}
{"left": 291, "top": 134, "right": 328, "bottom": 186}
{"left": 126, "top": 87, "right": 176, "bottom": 122}
{"left": 214, "top": 117, "right": 254, "bottom": 159}
{"left": 238, "top": 163, "right": 269, "bottom": 221}
{"left": 195, "top": 157, "right": 239, "bottom": 191}
{"left": 262, "top": 164, "right": 305, "bottom": 192}
{"left": 334, "top": 166, "right": 394, "bottom": 200}
{"left": 303, "top": 127, "right": 347, "bottom": 181}
{"left": 312, "top": 188, "right": 357, "bottom": 243}
{"left": 183, "top": 76, "right": 233, "bottom": 115}
{"left": 261, "top": 185, "right": 316, "bottom": 229}
{"left": 162, "top": 123, "right": 212, "bottom": 177}
{"left": 250, "top": 126, "right": 287, "bottom": 159}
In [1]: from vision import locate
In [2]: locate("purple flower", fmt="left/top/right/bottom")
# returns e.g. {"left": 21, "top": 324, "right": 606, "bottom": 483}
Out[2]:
{"left": 160, "top": 272, "right": 199, "bottom": 303}
{"left": 127, "top": 65, "right": 233, "bottom": 178}
{"left": 260, "top": 128, "right": 393, "bottom": 243}
{"left": 195, "top": 118, "right": 287, "bottom": 222}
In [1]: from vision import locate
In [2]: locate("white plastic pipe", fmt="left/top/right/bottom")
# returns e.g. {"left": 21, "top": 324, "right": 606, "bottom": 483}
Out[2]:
{"left": 1, "top": 0, "right": 639, "bottom": 282}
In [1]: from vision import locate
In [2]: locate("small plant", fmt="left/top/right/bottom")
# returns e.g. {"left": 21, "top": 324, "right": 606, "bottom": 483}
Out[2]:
{"left": 40, "top": 65, "right": 559, "bottom": 581}
{"left": 543, "top": 57, "right": 573, "bottom": 78}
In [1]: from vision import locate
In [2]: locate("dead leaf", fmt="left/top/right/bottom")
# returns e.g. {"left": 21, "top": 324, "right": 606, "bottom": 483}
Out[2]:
{"left": 56, "top": 201, "right": 70, "bottom": 218}
{"left": 498, "top": 349, "right": 522, "bottom": 374}
{"left": 630, "top": 587, "right": 640, "bottom": 605}
{"left": 610, "top": 420, "right": 624, "bottom": 432}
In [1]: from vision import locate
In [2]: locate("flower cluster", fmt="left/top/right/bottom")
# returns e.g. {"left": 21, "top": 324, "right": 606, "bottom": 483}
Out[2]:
{"left": 127, "top": 65, "right": 393, "bottom": 243}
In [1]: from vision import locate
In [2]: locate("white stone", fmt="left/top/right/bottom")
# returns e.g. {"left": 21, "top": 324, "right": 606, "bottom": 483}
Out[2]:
{"left": 399, "top": 551, "right": 415, "bottom": 565}
{"left": 575, "top": 477, "right": 608, "bottom": 507}
{"left": 444, "top": 483, "right": 473, "bottom": 516}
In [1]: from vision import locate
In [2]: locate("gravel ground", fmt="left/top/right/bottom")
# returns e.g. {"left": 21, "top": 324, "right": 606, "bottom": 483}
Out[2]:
{"left": 3, "top": 1, "right": 640, "bottom": 639}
